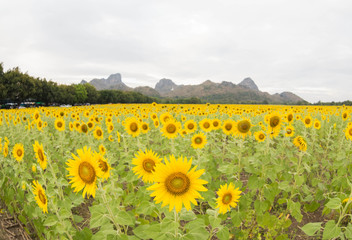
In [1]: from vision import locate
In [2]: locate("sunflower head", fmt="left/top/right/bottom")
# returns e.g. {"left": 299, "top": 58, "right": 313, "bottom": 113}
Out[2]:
{"left": 32, "top": 180, "right": 48, "bottom": 213}
{"left": 191, "top": 132, "right": 207, "bottom": 149}
{"left": 147, "top": 155, "right": 208, "bottom": 213}
{"left": 216, "top": 183, "right": 241, "bottom": 214}
{"left": 93, "top": 126, "right": 104, "bottom": 140}
{"left": 184, "top": 120, "right": 197, "bottom": 134}
{"left": 254, "top": 131, "right": 266, "bottom": 142}
{"left": 54, "top": 118, "right": 65, "bottom": 131}
{"left": 132, "top": 149, "right": 162, "bottom": 183}
{"left": 222, "top": 119, "right": 235, "bottom": 135}
{"left": 161, "top": 119, "right": 181, "bottom": 139}
{"left": 33, "top": 141, "right": 47, "bottom": 170}
{"left": 125, "top": 117, "right": 141, "bottom": 137}
{"left": 94, "top": 152, "right": 111, "bottom": 181}
{"left": 13, "top": 143, "right": 24, "bottom": 162}
{"left": 293, "top": 136, "right": 307, "bottom": 152}
{"left": 66, "top": 147, "right": 103, "bottom": 198}
{"left": 199, "top": 118, "right": 213, "bottom": 132}
{"left": 313, "top": 119, "right": 321, "bottom": 129}
{"left": 234, "top": 119, "right": 251, "bottom": 138}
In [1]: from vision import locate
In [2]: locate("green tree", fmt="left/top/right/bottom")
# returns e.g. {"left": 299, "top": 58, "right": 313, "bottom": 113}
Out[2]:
{"left": 74, "top": 84, "right": 88, "bottom": 103}
{"left": 84, "top": 83, "right": 99, "bottom": 104}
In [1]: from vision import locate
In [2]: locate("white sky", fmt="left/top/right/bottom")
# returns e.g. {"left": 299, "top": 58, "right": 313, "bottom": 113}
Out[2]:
{"left": 1, "top": 0, "right": 352, "bottom": 103}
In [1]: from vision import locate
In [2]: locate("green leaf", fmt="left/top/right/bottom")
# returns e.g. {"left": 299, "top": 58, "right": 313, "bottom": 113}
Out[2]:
{"left": 326, "top": 198, "right": 342, "bottom": 210}
{"left": 288, "top": 200, "right": 303, "bottom": 222}
{"left": 74, "top": 227, "right": 93, "bottom": 240}
{"left": 301, "top": 222, "right": 322, "bottom": 236}
{"left": 133, "top": 223, "right": 163, "bottom": 239}
{"left": 180, "top": 210, "right": 197, "bottom": 221}
{"left": 345, "top": 223, "right": 352, "bottom": 239}
{"left": 209, "top": 216, "right": 221, "bottom": 229}
{"left": 115, "top": 211, "right": 134, "bottom": 226}
{"left": 304, "top": 201, "right": 320, "bottom": 212}
{"left": 247, "top": 175, "right": 265, "bottom": 190}
{"left": 43, "top": 215, "right": 58, "bottom": 227}
{"left": 73, "top": 215, "right": 84, "bottom": 223}
{"left": 216, "top": 227, "right": 230, "bottom": 240}
{"left": 294, "top": 175, "right": 304, "bottom": 187}
{"left": 323, "top": 220, "right": 341, "bottom": 240}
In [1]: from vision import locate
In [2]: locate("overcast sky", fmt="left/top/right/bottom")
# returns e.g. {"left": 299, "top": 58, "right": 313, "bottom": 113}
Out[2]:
{"left": 1, "top": 0, "right": 351, "bottom": 103}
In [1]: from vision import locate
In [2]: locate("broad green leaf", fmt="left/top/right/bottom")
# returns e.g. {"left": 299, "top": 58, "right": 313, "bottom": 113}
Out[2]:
{"left": 74, "top": 227, "right": 93, "bottom": 240}
{"left": 326, "top": 198, "right": 342, "bottom": 210}
{"left": 301, "top": 222, "right": 322, "bottom": 236}
{"left": 216, "top": 226, "right": 230, "bottom": 240}
{"left": 323, "top": 220, "right": 341, "bottom": 240}
{"left": 43, "top": 215, "right": 58, "bottom": 227}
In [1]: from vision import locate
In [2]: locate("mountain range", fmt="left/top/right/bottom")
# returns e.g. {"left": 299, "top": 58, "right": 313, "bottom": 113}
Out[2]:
{"left": 80, "top": 74, "right": 305, "bottom": 104}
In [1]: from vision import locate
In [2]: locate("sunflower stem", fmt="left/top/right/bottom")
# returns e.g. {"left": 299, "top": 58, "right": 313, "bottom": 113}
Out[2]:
{"left": 174, "top": 209, "right": 179, "bottom": 239}
{"left": 99, "top": 181, "right": 121, "bottom": 234}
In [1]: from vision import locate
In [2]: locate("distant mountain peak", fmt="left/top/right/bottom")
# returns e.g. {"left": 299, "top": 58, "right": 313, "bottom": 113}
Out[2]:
{"left": 238, "top": 77, "right": 259, "bottom": 91}
{"left": 155, "top": 78, "right": 178, "bottom": 94}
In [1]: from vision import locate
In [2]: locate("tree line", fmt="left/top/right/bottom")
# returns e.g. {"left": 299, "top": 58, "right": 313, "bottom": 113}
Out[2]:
{"left": 0, "top": 63, "right": 158, "bottom": 107}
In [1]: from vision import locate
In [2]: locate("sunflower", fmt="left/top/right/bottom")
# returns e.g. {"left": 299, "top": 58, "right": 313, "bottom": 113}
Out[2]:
{"left": 222, "top": 119, "right": 235, "bottom": 135}
{"left": 116, "top": 131, "right": 121, "bottom": 143}
{"left": 211, "top": 119, "right": 222, "bottom": 130}
{"left": 132, "top": 149, "right": 162, "bottom": 183}
{"left": 342, "top": 111, "right": 349, "bottom": 121}
{"left": 160, "top": 112, "right": 173, "bottom": 125}
{"left": 33, "top": 141, "right": 47, "bottom": 170}
{"left": 161, "top": 119, "right": 181, "bottom": 139}
{"left": 141, "top": 122, "right": 150, "bottom": 134}
{"left": 125, "top": 117, "right": 141, "bottom": 137}
{"left": 199, "top": 118, "right": 212, "bottom": 132}
{"left": 3, "top": 143, "right": 8, "bottom": 157}
{"left": 313, "top": 119, "right": 321, "bottom": 129}
{"left": 80, "top": 122, "right": 89, "bottom": 134}
{"left": 69, "top": 122, "right": 74, "bottom": 131}
{"left": 286, "top": 112, "right": 294, "bottom": 123}
{"left": 32, "top": 180, "right": 48, "bottom": 213}
{"left": 94, "top": 152, "right": 111, "bottom": 181}
{"left": 234, "top": 119, "right": 252, "bottom": 138}
{"left": 345, "top": 125, "right": 352, "bottom": 140}
{"left": 93, "top": 126, "right": 104, "bottom": 140}
{"left": 66, "top": 147, "right": 102, "bottom": 198}
{"left": 285, "top": 125, "right": 295, "bottom": 137}
{"left": 108, "top": 135, "right": 114, "bottom": 142}
{"left": 107, "top": 123, "right": 114, "bottom": 133}
{"left": 54, "top": 118, "right": 65, "bottom": 131}
{"left": 153, "top": 120, "right": 160, "bottom": 128}
{"left": 293, "top": 136, "right": 307, "bottom": 152}
{"left": 184, "top": 120, "right": 197, "bottom": 134}
{"left": 254, "top": 131, "right": 266, "bottom": 142}
{"left": 99, "top": 144, "right": 106, "bottom": 155}
{"left": 37, "top": 119, "right": 43, "bottom": 131}
{"left": 191, "top": 132, "right": 207, "bottom": 149}
{"left": 87, "top": 121, "right": 95, "bottom": 131}
{"left": 13, "top": 143, "right": 24, "bottom": 162}
{"left": 147, "top": 155, "right": 208, "bottom": 212}
{"left": 303, "top": 115, "right": 313, "bottom": 128}
{"left": 216, "top": 183, "right": 241, "bottom": 214}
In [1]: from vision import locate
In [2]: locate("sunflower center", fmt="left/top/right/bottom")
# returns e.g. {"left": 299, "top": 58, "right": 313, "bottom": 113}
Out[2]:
{"left": 213, "top": 121, "right": 219, "bottom": 127}
{"left": 287, "top": 129, "right": 292, "bottom": 134}
{"left": 187, "top": 123, "right": 194, "bottom": 130}
{"left": 305, "top": 118, "right": 311, "bottom": 125}
{"left": 166, "top": 124, "right": 176, "bottom": 134}
{"left": 130, "top": 123, "right": 138, "bottom": 132}
{"left": 288, "top": 114, "right": 293, "bottom": 122}
{"left": 349, "top": 128, "right": 352, "bottom": 136}
{"left": 165, "top": 172, "right": 190, "bottom": 195}
{"left": 38, "top": 121, "right": 42, "bottom": 127}
{"left": 57, "top": 122, "right": 63, "bottom": 128}
{"left": 142, "top": 124, "right": 148, "bottom": 130}
{"left": 78, "top": 162, "right": 96, "bottom": 184}
{"left": 17, "top": 149, "right": 23, "bottom": 157}
{"left": 38, "top": 149, "right": 44, "bottom": 162}
{"left": 222, "top": 193, "right": 232, "bottom": 204}
{"left": 96, "top": 129, "right": 102, "bottom": 137}
{"left": 88, "top": 122, "right": 93, "bottom": 128}
{"left": 315, "top": 123, "right": 319, "bottom": 127}
{"left": 142, "top": 159, "right": 155, "bottom": 173}
{"left": 238, "top": 120, "right": 250, "bottom": 133}
{"left": 195, "top": 137, "right": 202, "bottom": 144}
{"left": 203, "top": 122, "right": 210, "bottom": 129}
{"left": 343, "top": 113, "right": 347, "bottom": 118}
{"left": 225, "top": 123, "right": 232, "bottom": 131}
{"left": 81, "top": 124, "right": 88, "bottom": 133}
{"left": 99, "top": 160, "right": 108, "bottom": 172}
{"left": 259, "top": 134, "right": 265, "bottom": 140}
{"left": 270, "top": 116, "right": 280, "bottom": 128}
{"left": 38, "top": 189, "right": 47, "bottom": 204}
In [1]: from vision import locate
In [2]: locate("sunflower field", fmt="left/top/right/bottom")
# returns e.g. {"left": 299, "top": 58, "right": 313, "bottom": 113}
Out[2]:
{"left": 1, "top": 103, "right": 352, "bottom": 239}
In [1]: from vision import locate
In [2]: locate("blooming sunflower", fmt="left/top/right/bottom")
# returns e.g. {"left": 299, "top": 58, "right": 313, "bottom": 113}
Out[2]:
{"left": 254, "top": 131, "right": 266, "bottom": 142}
{"left": 13, "top": 143, "right": 25, "bottom": 162}
{"left": 342, "top": 111, "right": 349, "bottom": 121}
{"left": 234, "top": 119, "right": 252, "bottom": 139}
{"left": 313, "top": 119, "right": 321, "bottom": 129}
{"left": 3, "top": 143, "right": 8, "bottom": 157}
{"left": 216, "top": 183, "right": 241, "bottom": 214}
{"left": 345, "top": 125, "right": 352, "bottom": 140}
{"left": 211, "top": 119, "right": 222, "bottom": 130}
{"left": 303, "top": 115, "right": 313, "bottom": 128}
{"left": 147, "top": 155, "right": 208, "bottom": 213}
{"left": 285, "top": 125, "right": 295, "bottom": 137}
{"left": 199, "top": 118, "right": 212, "bottom": 132}
{"left": 184, "top": 120, "right": 197, "bottom": 134}
{"left": 32, "top": 180, "right": 48, "bottom": 213}
{"left": 33, "top": 141, "right": 47, "bottom": 170}
{"left": 293, "top": 136, "right": 307, "bottom": 152}
{"left": 54, "top": 118, "right": 65, "bottom": 131}
{"left": 191, "top": 132, "right": 207, "bottom": 149}
{"left": 99, "top": 144, "right": 106, "bottom": 155}
{"left": 160, "top": 112, "right": 173, "bottom": 125}
{"left": 116, "top": 131, "right": 121, "bottom": 143}
{"left": 222, "top": 119, "right": 235, "bottom": 135}
{"left": 132, "top": 149, "right": 162, "bottom": 183}
{"left": 125, "top": 117, "right": 141, "bottom": 137}
{"left": 80, "top": 122, "right": 89, "bottom": 134}
{"left": 161, "top": 119, "right": 181, "bottom": 139}
{"left": 93, "top": 126, "right": 104, "bottom": 140}
{"left": 94, "top": 152, "right": 111, "bottom": 181}
{"left": 141, "top": 122, "right": 150, "bottom": 134}
{"left": 66, "top": 147, "right": 102, "bottom": 198}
